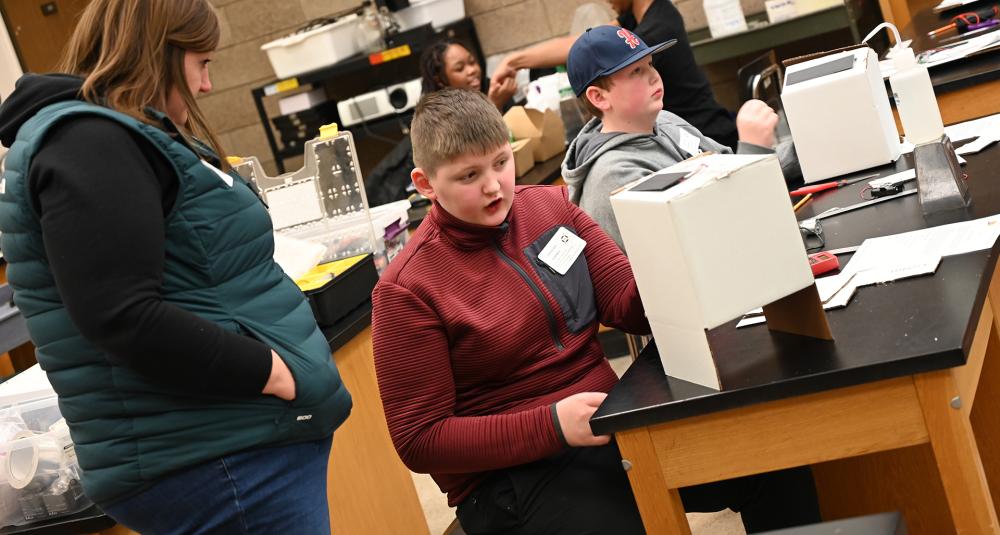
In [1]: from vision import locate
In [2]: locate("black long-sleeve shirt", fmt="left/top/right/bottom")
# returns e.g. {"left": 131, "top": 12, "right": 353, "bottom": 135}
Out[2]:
{"left": 619, "top": 0, "right": 738, "bottom": 150}
{"left": 25, "top": 116, "right": 272, "bottom": 397}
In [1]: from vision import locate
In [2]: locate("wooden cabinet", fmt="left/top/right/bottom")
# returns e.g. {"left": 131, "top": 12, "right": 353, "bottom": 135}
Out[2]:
{"left": 328, "top": 325, "right": 429, "bottom": 535}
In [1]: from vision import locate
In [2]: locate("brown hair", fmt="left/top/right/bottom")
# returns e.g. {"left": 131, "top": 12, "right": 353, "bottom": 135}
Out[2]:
{"left": 58, "top": 0, "right": 226, "bottom": 166}
{"left": 411, "top": 88, "right": 509, "bottom": 174}
{"left": 578, "top": 76, "right": 614, "bottom": 119}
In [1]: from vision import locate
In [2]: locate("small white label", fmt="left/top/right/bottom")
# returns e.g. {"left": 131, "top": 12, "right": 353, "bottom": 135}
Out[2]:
{"left": 537, "top": 227, "right": 586, "bottom": 276}
{"left": 201, "top": 160, "right": 233, "bottom": 187}
{"left": 765, "top": 0, "right": 797, "bottom": 23}
{"left": 678, "top": 129, "right": 702, "bottom": 157}
{"left": 296, "top": 414, "right": 313, "bottom": 421}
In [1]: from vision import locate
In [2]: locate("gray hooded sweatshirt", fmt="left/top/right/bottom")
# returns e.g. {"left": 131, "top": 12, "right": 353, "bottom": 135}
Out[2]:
{"left": 562, "top": 110, "right": 773, "bottom": 249}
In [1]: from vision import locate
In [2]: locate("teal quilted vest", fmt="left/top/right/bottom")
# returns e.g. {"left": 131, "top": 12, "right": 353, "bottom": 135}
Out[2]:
{"left": 0, "top": 101, "right": 351, "bottom": 505}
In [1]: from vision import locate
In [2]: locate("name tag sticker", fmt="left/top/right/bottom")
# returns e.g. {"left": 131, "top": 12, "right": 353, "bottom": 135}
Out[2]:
{"left": 201, "top": 160, "right": 233, "bottom": 188}
{"left": 678, "top": 129, "right": 702, "bottom": 157}
{"left": 537, "top": 227, "right": 586, "bottom": 276}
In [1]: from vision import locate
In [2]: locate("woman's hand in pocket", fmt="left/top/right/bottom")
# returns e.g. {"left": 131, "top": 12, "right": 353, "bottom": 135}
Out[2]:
{"left": 262, "top": 350, "right": 297, "bottom": 401}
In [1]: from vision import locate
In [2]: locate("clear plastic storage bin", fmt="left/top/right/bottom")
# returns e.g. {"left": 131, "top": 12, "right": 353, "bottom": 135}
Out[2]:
{"left": 0, "top": 396, "right": 91, "bottom": 528}
{"left": 232, "top": 128, "right": 410, "bottom": 273}
{"left": 277, "top": 199, "right": 410, "bottom": 271}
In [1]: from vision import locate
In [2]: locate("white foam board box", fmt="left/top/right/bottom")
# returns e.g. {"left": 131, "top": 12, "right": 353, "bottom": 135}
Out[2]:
{"left": 610, "top": 153, "right": 814, "bottom": 389}
{"left": 781, "top": 47, "right": 900, "bottom": 183}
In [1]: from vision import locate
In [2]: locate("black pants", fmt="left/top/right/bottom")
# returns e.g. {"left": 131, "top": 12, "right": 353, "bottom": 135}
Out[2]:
{"left": 456, "top": 442, "right": 821, "bottom": 535}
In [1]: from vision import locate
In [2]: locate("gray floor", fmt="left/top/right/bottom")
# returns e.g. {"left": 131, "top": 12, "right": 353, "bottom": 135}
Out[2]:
{"left": 409, "top": 355, "right": 745, "bottom": 534}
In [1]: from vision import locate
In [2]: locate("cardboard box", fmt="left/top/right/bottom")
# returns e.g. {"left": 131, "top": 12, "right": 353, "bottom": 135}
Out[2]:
{"left": 781, "top": 47, "right": 901, "bottom": 183}
{"left": 278, "top": 88, "right": 328, "bottom": 116}
{"left": 610, "top": 154, "right": 815, "bottom": 389}
{"left": 503, "top": 106, "right": 566, "bottom": 162}
{"left": 511, "top": 138, "right": 536, "bottom": 178}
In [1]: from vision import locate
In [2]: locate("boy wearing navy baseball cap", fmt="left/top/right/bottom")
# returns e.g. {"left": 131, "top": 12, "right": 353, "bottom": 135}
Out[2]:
{"left": 562, "top": 25, "right": 780, "bottom": 249}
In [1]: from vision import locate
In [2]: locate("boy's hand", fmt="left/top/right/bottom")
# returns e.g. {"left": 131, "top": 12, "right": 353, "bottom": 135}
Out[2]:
{"left": 555, "top": 392, "right": 611, "bottom": 447}
{"left": 736, "top": 99, "right": 779, "bottom": 149}
{"left": 488, "top": 77, "right": 517, "bottom": 109}
{"left": 262, "top": 349, "right": 297, "bottom": 401}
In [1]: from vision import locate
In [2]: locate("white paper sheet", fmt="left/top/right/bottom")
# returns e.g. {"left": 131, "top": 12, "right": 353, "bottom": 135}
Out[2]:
{"left": 895, "top": 143, "right": 965, "bottom": 164}
{"left": 845, "top": 214, "right": 1000, "bottom": 275}
{"left": 945, "top": 113, "right": 1000, "bottom": 143}
{"left": 266, "top": 178, "right": 325, "bottom": 230}
{"left": 273, "top": 233, "right": 326, "bottom": 281}
{"left": 956, "top": 134, "right": 1000, "bottom": 155}
{"left": 880, "top": 34, "right": 1000, "bottom": 79}
{"left": 737, "top": 215, "right": 1000, "bottom": 329}
{"left": 934, "top": 0, "right": 977, "bottom": 11}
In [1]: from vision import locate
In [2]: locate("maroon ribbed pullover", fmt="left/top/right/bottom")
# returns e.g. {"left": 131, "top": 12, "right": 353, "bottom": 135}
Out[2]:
{"left": 372, "top": 185, "right": 650, "bottom": 507}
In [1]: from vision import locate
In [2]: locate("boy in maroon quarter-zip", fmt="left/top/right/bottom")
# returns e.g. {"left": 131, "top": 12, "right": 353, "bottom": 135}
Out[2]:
{"left": 371, "top": 88, "right": 821, "bottom": 535}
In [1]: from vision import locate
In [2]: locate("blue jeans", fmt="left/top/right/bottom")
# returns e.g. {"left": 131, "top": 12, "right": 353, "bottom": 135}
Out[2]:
{"left": 103, "top": 435, "right": 333, "bottom": 535}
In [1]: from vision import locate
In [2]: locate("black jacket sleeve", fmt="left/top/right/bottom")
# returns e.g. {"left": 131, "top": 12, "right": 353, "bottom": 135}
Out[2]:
{"left": 27, "top": 117, "right": 272, "bottom": 398}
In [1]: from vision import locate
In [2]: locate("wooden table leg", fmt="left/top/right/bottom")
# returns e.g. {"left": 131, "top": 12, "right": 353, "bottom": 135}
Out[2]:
{"left": 914, "top": 370, "right": 1000, "bottom": 533}
{"left": 974, "top": 299, "right": 1000, "bottom": 514}
{"left": 617, "top": 427, "right": 692, "bottom": 535}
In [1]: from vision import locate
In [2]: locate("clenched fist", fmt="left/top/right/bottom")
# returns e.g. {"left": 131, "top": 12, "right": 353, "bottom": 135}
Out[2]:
{"left": 555, "top": 392, "right": 611, "bottom": 447}
{"left": 736, "top": 99, "right": 779, "bottom": 149}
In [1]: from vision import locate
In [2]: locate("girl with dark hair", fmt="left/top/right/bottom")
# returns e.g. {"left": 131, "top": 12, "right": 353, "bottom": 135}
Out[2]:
{"left": 0, "top": 0, "right": 351, "bottom": 532}
{"left": 420, "top": 38, "right": 516, "bottom": 110}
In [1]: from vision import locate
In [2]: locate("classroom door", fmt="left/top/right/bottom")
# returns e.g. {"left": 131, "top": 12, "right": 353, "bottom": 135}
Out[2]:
{"left": 0, "top": 0, "right": 90, "bottom": 73}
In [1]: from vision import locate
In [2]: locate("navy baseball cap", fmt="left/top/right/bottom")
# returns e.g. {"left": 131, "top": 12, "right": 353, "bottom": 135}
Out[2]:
{"left": 567, "top": 25, "right": 676, "bottom": 97}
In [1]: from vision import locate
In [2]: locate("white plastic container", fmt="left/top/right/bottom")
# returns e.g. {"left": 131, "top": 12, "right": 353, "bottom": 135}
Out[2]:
{"left": 703, "top": 0, "right": 748, "bottom": 38}
{"left": 261, "top": 15, "right": 363, "bottom": 79}
{"left": 889, "top": 47, "right": 944, "bottom": 145}
{"left": 394, "top": 0, "right": 465, "bottom": 31}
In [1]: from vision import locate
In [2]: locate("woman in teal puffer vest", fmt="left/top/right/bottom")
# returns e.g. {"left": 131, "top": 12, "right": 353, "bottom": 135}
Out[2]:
{"left": 0, "top": 1, "right": 352, "bottom": 533}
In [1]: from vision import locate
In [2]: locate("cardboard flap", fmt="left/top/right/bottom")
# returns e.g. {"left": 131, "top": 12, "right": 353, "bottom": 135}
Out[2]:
{"left": 504, "top": 106, "right": 542, "bottom": 139}
{"left": 782, "top": 44, "right": 868, "bottom": 70}
{"left": 504, "top": 106, "right": 566, "bottom": 162}
{"left": 534, "top": 108, "right": 564, "bottom": 141}
{"left": 762, "top": 283, "right": 834, "bottom": 340}
{"left": 510, "top": 138, "right": 536, "bottom": 178}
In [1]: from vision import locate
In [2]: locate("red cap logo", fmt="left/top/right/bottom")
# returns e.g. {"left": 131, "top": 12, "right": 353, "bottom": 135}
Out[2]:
{"left": 617, "top": 28, "right": 640, "bottom": 49}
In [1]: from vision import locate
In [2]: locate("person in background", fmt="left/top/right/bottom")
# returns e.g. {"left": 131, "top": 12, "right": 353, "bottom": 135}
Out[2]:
{"left": 563, "top": 26, "right": 779, "bottom": 249}
{"left": 419, "top": 38, "right": 517, "bottom": 111}
{"left": 0, "top": 1, "right": 351, "bottom": 533}
{"left": 367, "top": 39, "right": 519, "bottom": 207}
{"left": 492, "top": 0, "right": 740, "bottom": 149}
{"left": 371, "top": 88, "right": 821, "bottom": 534}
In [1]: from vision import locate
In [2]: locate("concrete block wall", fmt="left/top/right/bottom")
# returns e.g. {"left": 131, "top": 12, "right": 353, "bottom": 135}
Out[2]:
{"left": 204, "top": 0, "right": 768, "bottom": 172}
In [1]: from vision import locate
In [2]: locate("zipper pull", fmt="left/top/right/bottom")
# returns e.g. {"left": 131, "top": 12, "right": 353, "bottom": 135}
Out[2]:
{"left": 536, "top": 258, "right": 559, "bottom": 276}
